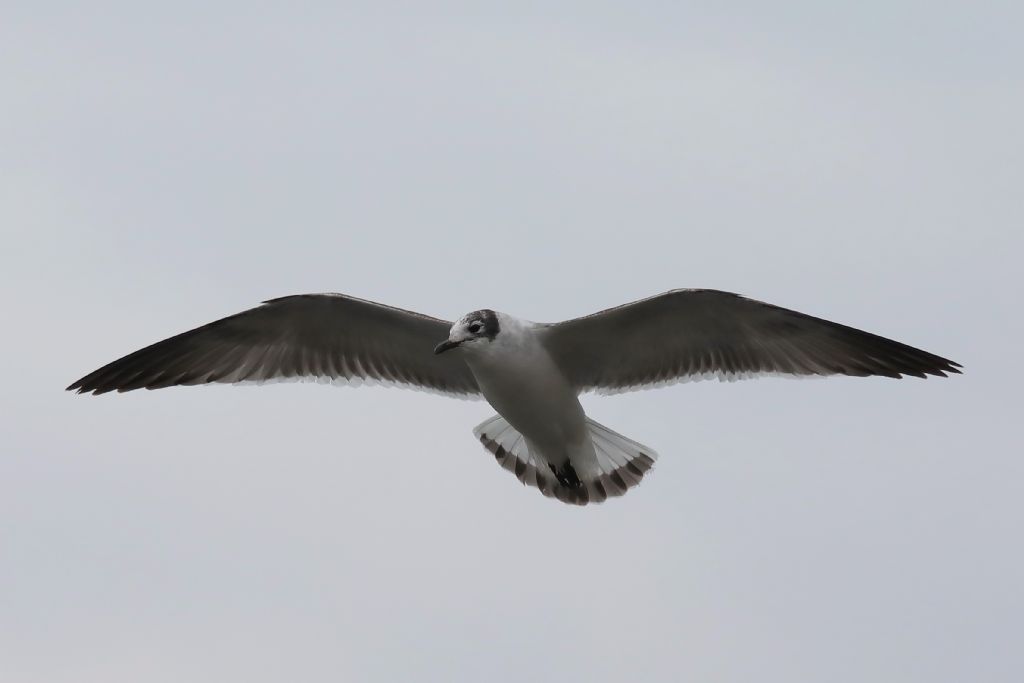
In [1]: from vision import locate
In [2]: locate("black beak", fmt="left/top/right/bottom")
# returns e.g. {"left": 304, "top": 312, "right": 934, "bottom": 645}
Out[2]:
{"left": 434, "top": 339, "right": 461, "bottom": 355}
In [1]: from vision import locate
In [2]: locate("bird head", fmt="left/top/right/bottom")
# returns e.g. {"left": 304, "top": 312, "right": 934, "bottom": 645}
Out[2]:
{"left": 434, "top": 309, "right": 500, "bottom": 354}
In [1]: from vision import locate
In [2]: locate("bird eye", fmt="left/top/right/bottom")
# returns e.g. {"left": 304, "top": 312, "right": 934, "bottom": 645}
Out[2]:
{"left": 468, "top": 323, "right": 481, "bottom": 334}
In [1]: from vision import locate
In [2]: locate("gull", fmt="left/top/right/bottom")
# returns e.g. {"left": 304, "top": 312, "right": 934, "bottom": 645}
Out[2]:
{"left": 68, "top": 289, "right": 961, "bottom": 505}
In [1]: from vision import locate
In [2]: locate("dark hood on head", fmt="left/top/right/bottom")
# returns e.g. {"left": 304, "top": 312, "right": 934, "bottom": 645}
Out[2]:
{"left": 466, "top": 309, "right": 499, "bottom": 340}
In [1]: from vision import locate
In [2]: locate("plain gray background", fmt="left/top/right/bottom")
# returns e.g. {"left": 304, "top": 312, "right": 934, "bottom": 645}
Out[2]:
{"left": 2, "top": 3, "right": 1021, "bottom": 681}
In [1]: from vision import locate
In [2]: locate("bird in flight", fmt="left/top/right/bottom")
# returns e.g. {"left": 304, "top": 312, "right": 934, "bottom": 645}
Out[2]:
{"left": 68, "top": 289, "right": 961, "bottom": 505}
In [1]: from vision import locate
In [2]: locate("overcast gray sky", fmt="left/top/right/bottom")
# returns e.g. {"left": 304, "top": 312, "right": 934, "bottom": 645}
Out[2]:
{"left": 2, "top": 2, "right": 1021, "bottom": 682}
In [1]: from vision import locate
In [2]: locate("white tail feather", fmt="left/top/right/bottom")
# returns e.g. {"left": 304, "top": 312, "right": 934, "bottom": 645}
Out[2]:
{"left": 472, "top": 414, "right": 658, "bottom": 505}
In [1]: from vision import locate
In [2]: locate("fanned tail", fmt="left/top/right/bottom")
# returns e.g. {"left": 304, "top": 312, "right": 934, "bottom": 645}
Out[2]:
{"left": 472, "top": 415, "right": 658, "bottom": 506}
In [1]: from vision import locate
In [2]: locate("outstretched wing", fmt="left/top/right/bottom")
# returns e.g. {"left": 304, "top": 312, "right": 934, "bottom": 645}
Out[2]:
{"left": 541, "top": 289, "right": 961, "bottom": 395}
{"left": 68, "top": 293, "right": 480, "bottom": 398}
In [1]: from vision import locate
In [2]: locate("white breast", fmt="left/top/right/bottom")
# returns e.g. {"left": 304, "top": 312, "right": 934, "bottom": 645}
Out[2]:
{"left": 462, "top": 315, "right": 588, "bottom": 455}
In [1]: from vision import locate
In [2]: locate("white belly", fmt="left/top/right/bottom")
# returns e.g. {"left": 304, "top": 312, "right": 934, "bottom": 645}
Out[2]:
{"left": 466, "top": 339, "right": 587, "bottom": 459}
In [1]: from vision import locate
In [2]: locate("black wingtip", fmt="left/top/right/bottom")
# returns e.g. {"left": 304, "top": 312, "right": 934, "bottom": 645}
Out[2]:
{"left": 928, "top": 357, "right": 963, "bottom": 377}
{"left": 66, "top": 375, "right": 109, "bottom": 395}
{"left": 893, "top": 350, "right": 961, "bottom": 379}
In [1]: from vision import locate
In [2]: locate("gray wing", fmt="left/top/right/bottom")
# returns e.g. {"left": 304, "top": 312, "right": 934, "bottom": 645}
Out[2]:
{"left": 541, "top": 289, "right": 961, "bottom": 394}
{"left": 68, "top": 293, "right": 480, "bottom": 398}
